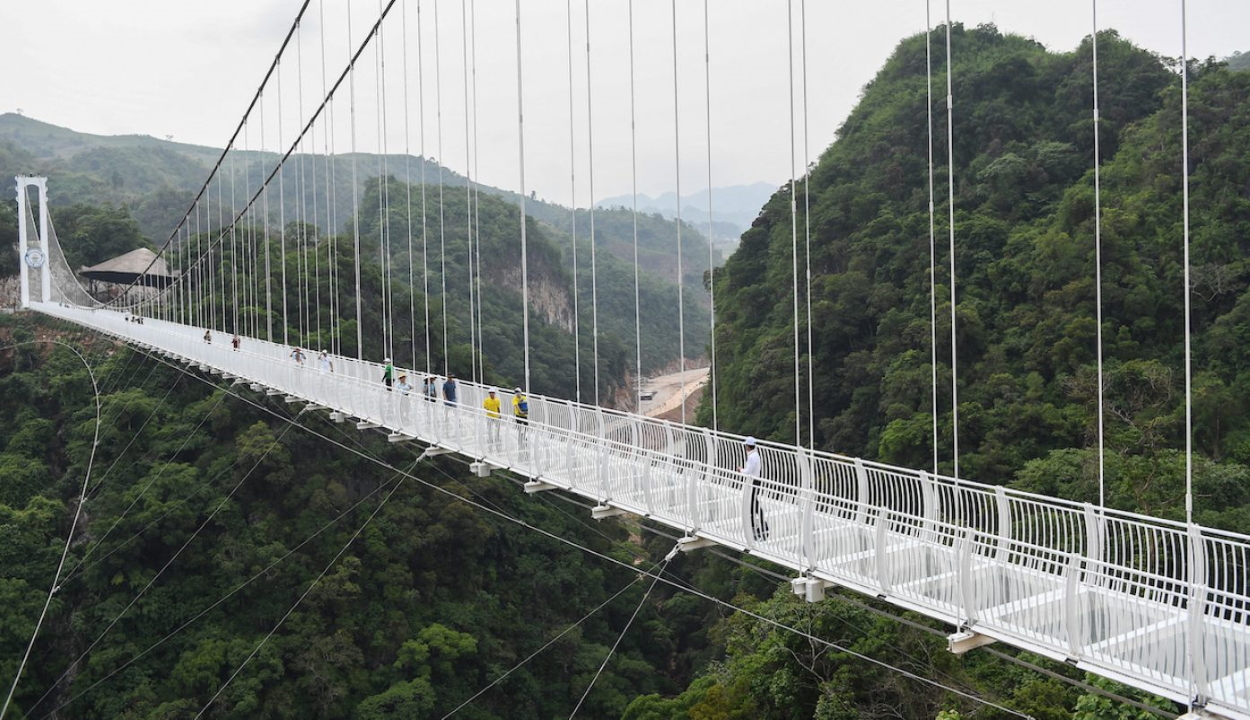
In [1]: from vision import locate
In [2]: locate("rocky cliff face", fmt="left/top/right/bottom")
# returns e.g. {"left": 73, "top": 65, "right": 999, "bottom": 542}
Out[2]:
{"left": 493, "top": 262, "right": 574, "bottom": 334}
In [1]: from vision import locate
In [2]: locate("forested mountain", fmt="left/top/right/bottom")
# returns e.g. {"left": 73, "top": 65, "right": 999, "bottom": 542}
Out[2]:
{"left": 705, "top": 24, "right": 1250, "bottom": 529}
{"left": 0, "top": 323, "right": 723, "bottom": 719}
{"left": 0, "top": 113, "right": 718, "bottom": 296}
{"left": 1, "top": 113, "right": 715, "bottom": 388}
{"left": 6, "top": 23, "right": 1250, "bottom": 720}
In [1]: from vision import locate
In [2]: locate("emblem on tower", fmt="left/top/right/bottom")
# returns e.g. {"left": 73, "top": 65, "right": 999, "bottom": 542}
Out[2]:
{"left": 24, "top": 247, "right": 46, "bottom": 269}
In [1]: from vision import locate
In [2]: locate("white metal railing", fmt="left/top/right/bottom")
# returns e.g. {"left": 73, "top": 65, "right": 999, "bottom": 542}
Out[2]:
{"left": 30, "top": 301, "right": 1250, "bottom": 720}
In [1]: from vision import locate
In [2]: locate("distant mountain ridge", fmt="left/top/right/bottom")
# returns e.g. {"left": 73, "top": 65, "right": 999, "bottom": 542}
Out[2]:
{"left": 597, "top": 181, "right": 776, "bottom": 250}
{"left": 0, "top": 110, "right": 719, "bottom": 286}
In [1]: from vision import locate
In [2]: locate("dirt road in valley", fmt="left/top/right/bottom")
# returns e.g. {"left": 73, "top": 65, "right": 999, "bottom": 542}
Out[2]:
{"left": 640, "top": 367, "right": 709, "bottom": 418}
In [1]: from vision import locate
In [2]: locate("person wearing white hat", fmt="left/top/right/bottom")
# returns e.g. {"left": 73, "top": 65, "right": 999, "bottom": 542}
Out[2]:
{"left": 483, "top": 388, "right": 502, "bottom": 445}
{"left": 381, "top": 358, "right": 394, "bottom": 390}
{"left": 740, "top": 436, "right": 769, "bottom": 541}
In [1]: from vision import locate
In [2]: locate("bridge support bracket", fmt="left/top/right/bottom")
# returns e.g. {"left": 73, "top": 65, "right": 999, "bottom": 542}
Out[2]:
{"left": 592, "top": 504, "right": 626, "bottom": 520}
{"left": 265, "top": 388, "right": 282, "bottom": 396}
{"left": 469, "top": 461, "right": 492, "bottom": 477}
{"left": 388, "top": 432, "right": 418, "bottom": 443}
{"left": 791, "top": 576, "right": 834, "bottom": 603}
{"left": 249, "top": 383, "right": 263, "bottom": 392}
{"left": 524, "top": 480, "right": 557, "bottom": 494}
{"left": 284, "top": 396, "right": 302, "bottom": 404}
{"left": 328, "top": 411, "right": 347, "bottom": 423}
{"left": 356, "top": 421, "right": 381, "bottom": 430}
{"left": 678, "top": 535, "right": 715, "bottom": 553}
{"left": 948, "top": 630, "right": 996, "bottom": 655}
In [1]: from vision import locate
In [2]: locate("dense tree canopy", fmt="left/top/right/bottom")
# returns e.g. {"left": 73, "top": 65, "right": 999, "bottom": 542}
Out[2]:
{"left": 704, "top": 25, "right": 1250, "bottom": 532}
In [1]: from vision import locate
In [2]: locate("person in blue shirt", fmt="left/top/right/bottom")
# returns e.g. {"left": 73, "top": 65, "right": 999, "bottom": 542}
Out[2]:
{"left": 396, "top": 374, "right": 413, "bottom": 395}
{"left": 443, "top": 374, "right": 458, "bottom": 405}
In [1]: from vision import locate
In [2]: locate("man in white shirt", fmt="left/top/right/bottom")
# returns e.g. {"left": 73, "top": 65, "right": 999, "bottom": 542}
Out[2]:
{"left": 740, "top": 436, "right": 769, "bottom": 541}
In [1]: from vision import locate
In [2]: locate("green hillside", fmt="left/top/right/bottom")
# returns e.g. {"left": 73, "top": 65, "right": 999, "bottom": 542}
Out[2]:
{"left": 705, "top": 24, "right": 1250, "bottom": 529}
{"left": 2, "top": 114, "right": 715, "bottom": 387}
{"left": 0, "top": 112, "right": 719, "bottom": 286}
{"left": 0, "top": 325, "right": 698, "bottom": 720}
{"left": 166, "top": 174, "right": 707, "bottom": 402}
{"left": 6, "top": 24, "right": 1245, "bottom": 720}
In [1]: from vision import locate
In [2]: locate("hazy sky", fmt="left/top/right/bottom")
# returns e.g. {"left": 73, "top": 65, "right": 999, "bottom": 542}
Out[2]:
{"left": 4, "top": 0, "right": 1247, "bottom": 208}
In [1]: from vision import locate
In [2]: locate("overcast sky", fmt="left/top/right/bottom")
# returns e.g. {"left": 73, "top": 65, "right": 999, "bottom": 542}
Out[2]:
{"left": 4, "top": 0, "right": 1247, "bottom": 208}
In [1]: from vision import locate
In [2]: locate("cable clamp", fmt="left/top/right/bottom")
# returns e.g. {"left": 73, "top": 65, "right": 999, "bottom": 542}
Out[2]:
{"left": 663, "top": 543, "right": 681, "bottom": 563}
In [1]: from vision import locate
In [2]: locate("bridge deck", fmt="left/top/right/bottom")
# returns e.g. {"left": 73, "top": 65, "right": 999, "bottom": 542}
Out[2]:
{"left": 30, "top": 302, "right": 1250, "bottom": 719}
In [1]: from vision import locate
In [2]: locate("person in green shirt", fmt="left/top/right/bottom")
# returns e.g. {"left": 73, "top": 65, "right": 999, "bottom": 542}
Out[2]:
{"left": 382, "top": 358, "right": 394, "bottom": 390}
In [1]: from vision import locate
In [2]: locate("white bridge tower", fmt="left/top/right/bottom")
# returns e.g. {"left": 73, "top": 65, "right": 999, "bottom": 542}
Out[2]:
{"left": 15, "top": 176, "right": 51, "bottom": 308}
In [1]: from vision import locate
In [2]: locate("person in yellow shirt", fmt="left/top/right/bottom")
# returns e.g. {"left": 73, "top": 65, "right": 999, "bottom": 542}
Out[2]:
{"left": 483, "top": 388, "right": 502, "bottom": 444}
{"left": 512, "top": 387, "right": 530, "bottom": 446}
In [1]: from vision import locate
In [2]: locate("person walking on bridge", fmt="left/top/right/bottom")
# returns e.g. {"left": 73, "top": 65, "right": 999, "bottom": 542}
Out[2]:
{"left": 483, "top": 388, "right": 502, "bottom": 445}
{"left": 382, "top": 358, "right": 394, "bottom": 390}
{"left": 513, "top": 387, "right": 530, "bottom": 446}
{"left": 740, "top": 436, "right": 769, "bottom": 541}
{"left": 443, "top": 374, "right": 458, "bottom": 406}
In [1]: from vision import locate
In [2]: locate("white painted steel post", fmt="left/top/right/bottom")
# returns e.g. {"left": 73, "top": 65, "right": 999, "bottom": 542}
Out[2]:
{"left": 994, "top": 486, "right": 1011, "bottom": 561}
{"left": 37, "top": 179, "right": 50, "bottom": 304}
{"left": 695, "top": 428, "right": 715, "bottom": 530}
{"left": 1064, "top": 549, "right": 1083, "bottom": 659}
{"left": 1188, "top": 523, "right": 1209, "bottom": 706}
{"left": 1082, "top": 503, "right": 1101, "bottom": 586}
{"left": 563, "top": 403, "right": 575, "bottom": 483}
{"left": 595, "top": 407, "right": 608, "bottom": 500}
{"left": 685, "top": 438, "right": 698, "bottom": 529}
{"left": 853, "top": 458, "right": 869, "bottom": 525}
{"left": 958, "top": 528, "right": 977, "bottom": 624}
{"left": 799, "top": 448, "right": 815, "bottom": 570}
{"left": 920, "top": 471, "right": 938, "bottom": 544}
{"left": 16, "top": 177, "right": 29, "bottom": 308}
{"left": 874, "top": 506, "right": 891, "bottom": 594}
